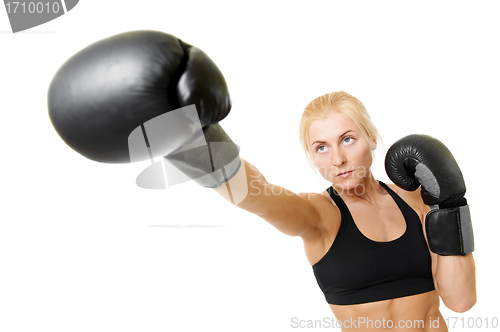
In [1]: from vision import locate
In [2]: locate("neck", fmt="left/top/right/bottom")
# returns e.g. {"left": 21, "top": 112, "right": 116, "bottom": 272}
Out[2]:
{"left": 332, "top": 172, "right": 384, "bottom": 205}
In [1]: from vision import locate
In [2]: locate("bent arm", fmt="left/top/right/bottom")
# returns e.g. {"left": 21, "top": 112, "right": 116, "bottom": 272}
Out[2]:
{"left": 214, "top": 158, "right": 325, "bottom": 239}
{"left": 420, "top": 202, "right": 477, "bottom": 313}
{"left": 413, "top": 187, "right": 477, "bottom": 313}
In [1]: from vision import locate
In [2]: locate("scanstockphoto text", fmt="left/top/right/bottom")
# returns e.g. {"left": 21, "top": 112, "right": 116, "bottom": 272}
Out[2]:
{"left": 246, "top": 164, "right": 376, "bottom": 198}
{"left": 289, "top": 315, "right": 498, "bottom": 329}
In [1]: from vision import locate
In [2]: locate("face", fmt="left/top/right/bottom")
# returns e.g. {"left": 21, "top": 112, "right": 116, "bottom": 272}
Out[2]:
{"left": 308, "top": 111, "right": 375, "bottom": 192}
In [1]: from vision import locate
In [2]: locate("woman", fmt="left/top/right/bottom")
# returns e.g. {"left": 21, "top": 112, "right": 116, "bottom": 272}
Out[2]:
{"left": 215, "top": 91, "right": 476, "bottom": 331}
{"left": 47, "top": 31, "right": 476, "bottom": 331}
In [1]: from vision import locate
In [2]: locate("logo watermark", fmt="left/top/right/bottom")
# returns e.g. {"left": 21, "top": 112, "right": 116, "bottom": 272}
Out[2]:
{"left": 4, "top": 0, "right": 79, "bottom": 33}
{"left": 290, "top": 316, "right": 431, "bottom": 329}
{"left": 289, "top": 315, "right": 499, "bottom": 329}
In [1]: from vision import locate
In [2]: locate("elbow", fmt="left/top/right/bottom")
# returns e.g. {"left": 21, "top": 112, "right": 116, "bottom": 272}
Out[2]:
{"left": 445, "top": 296, "right": 477, "bottom": 313}
{"left": 449, "top": 302, "right": 475, "bottom": 313}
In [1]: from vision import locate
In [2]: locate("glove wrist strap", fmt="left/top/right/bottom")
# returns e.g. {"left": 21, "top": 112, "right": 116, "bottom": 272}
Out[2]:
{"left": 425, "top": 204, "right": 474, "bottom": 256}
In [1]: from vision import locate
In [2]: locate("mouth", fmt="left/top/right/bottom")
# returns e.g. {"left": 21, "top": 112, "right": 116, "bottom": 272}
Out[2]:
{"left": 336, "top": 170, "right": 353, "bottom": 177}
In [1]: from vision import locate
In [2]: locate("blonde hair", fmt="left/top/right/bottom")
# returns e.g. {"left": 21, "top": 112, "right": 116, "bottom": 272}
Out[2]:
{"left": 299, "top": 91, "right": 381, "bottom": 161}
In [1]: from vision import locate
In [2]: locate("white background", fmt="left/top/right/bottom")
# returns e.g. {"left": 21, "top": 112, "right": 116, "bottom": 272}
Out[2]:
{"left": 0, "top": 0, "right": 498, "bottom": 331}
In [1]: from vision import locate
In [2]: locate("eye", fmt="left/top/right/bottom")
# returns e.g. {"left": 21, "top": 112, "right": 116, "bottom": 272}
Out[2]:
{"left": 315, "top": 144, "right": 327, "bottom": 152}
{"left": 343, "top": 136, "right": 355, "bottom": 145}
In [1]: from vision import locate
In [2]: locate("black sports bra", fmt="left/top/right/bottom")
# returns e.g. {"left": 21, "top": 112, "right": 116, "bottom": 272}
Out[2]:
{"left": 312, "top": 180, "right": 435, "bottom": 305}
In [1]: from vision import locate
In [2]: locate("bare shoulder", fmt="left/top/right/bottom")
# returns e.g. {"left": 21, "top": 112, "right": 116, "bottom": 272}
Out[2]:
{"left": 298, "top": 190, "right": 342, "bottom": 264}
{"left": 297, "top": 190, "right": 341, "bottom": 237}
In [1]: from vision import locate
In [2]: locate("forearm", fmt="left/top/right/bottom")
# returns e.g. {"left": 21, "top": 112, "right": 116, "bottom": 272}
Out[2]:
{"left": 213, "top": 158, "right": 321, "bottom": 237}
{"left": 213, "top": 158, "right": 268, "bottom": 210}
{"left": 435, "top": 253, "right": 477, "bottom": 312}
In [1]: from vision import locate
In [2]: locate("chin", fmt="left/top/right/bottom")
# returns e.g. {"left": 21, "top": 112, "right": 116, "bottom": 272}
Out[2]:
{"left": 333, "top": 177, "right": 366, "bottom": 191}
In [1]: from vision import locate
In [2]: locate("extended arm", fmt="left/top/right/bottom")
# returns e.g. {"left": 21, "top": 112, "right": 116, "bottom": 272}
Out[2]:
{"left": 214, "top": 158, "right": 326, "bottom": 240}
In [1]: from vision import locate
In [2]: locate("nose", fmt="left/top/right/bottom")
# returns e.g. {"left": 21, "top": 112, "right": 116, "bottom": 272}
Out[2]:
{"left": 330, "top": 147, "right": 346, "bottom": 168}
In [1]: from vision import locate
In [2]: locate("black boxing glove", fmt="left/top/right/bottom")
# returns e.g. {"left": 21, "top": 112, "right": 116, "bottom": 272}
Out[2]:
{"left": 384, "top": 134, "right": 474, "bottom": 256}
{"left": 48, "top": 30, "right": 241, "bottom": 188}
